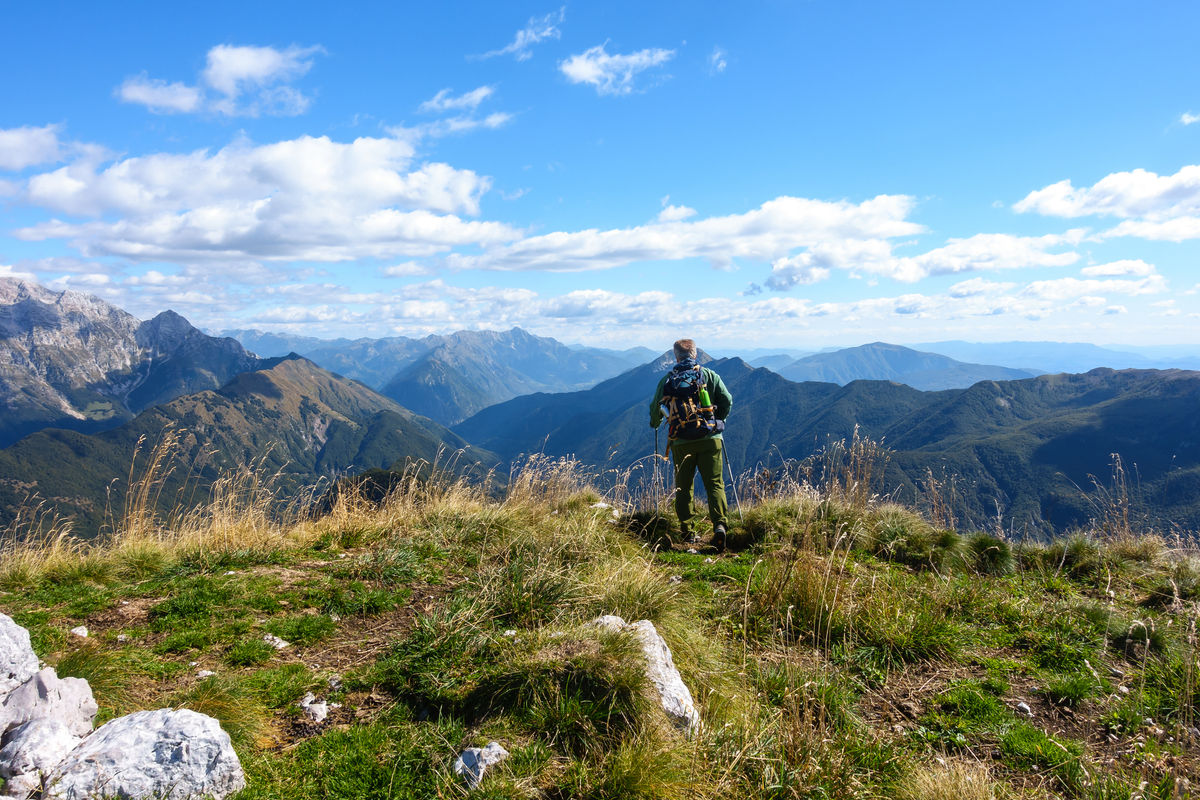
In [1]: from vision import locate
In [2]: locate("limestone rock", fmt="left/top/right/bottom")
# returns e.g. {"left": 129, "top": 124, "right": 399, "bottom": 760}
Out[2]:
{"left": 592, "top": 615, "right": 700, "bottom": 734}
{"left": 0, "top": 718, "right": 82, "bottom": 797}
{"left": 0, "top": 615, "right": 38, "bottom": 700}
{"left": 453, "top": 741, "right": 509, "bottom": 789}
{"left": 45, "top": 708, "right": 245, "bottom": 800}
{"left": 0, "top": 668, "right": 96, "bottom": 738}
{"left": 298, "top": 692, "right": 328, "bottom": 723}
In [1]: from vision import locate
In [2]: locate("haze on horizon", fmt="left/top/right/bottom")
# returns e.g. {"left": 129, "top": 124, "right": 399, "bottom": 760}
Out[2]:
{"left": 1, "top": 1, "right": 1199, "bottom": 349}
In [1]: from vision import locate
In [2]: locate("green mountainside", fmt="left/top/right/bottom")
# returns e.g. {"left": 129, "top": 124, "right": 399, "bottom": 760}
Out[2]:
{"left": 0, "top": 357, "right": 494, "bottom": 536}
{"left": 455, "top": 359, "right": 1200, "bottom": 535}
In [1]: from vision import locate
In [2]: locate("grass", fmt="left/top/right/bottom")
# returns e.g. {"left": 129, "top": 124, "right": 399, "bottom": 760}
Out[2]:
{"left": 0, "top": 451, "right": 1197, "bottom": 799}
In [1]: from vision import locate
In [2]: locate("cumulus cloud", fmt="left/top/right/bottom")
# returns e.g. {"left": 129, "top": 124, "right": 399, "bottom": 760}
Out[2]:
{"left": 116, "top": 76, "right": 203, "bottom": 113}
{"left": 1079, "top": 259, "right": 1156, "bottom": 277}
{"left": 1182, "top": 112, "right": 1200, "bottom": 125}
{"left": 657, "top": 196, "right": 696, "bottom": 222}
{"left": 1016, "top": 166, "right": 1200, "bottom": 219}
{"left": 419, "top": 86, "right": 495, "bottom": 114}
{"left": 381, "top": 262, "right": 433, "bottom": 277}
{"left": 767, "top": 230, "right": 1081, "bottom": 289}
{"left": 1016, "top": 165, "right": 1200, "bottom": 242}
{"left": 559, "top": 44, "right": 675, "bottom": 96}
{"left": 117, "top": 43, "right": 322, "bottom": 117}
{"left": 16, "top": 134, "right": 520, "bottom": 263}
{"left": 0, "top": 124, "right": 63, "bottom": 170}
{"left": 449, "top": 194, "right": 923, "bottom": 274}
{"left": 1020, "top": 275, "right": 1167, "bottom": 301}
{"left": 0, "top": 264, "right": 38, "bottom": 282}
{"left": 479, "top": 7, "right": 565, "bottom": 61}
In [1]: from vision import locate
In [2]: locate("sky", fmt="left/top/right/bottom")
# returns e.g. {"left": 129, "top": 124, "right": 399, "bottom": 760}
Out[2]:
{"left": 2, "top": 1, "right": 1199, "bottom": 350}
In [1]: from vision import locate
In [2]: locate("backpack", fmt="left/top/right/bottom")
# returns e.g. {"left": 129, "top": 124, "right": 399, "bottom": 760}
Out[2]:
{"left": 662, "top": 364, "right": 721, "bottom": 440}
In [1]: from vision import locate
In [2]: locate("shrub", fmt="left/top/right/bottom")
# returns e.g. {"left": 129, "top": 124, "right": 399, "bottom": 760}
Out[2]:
{"left": 966, "top": 532, "right": 1013, "bottom": 576}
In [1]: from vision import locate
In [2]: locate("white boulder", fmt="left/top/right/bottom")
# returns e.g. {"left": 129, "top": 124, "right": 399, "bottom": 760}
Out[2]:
{"left": 45, "top": 709, "right": 245, "bottom": 800}
{"left": 453, "top": 741, "right": 509, "bottom": 789}
{"left": 0, "top": 668, "right": 96, "bottom": 738}
{"left": 0, "top": 718, "right": 82, "bottom": 798}
{"left": 0, "top": 614, "right": 38, "bottom": 700}
{"left": 592, "top": 615, "right": 701, "bottom": 734}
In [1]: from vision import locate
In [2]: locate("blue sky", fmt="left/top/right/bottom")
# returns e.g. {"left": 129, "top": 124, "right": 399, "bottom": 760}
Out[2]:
{"left": 2, "top": 1, "right": 1199, "bottom": 349}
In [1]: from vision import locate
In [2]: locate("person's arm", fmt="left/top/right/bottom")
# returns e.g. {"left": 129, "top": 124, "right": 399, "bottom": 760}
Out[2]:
{"left": 707, "top": 369, "right": 733, "bottom": 421}
{"left": 649, "top": 375, "right": 668, "bottom": 428}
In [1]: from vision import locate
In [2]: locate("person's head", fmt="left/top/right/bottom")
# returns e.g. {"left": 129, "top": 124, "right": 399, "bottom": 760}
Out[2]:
{"left": 672, "top": 338, "right": 697, "bottom": 362}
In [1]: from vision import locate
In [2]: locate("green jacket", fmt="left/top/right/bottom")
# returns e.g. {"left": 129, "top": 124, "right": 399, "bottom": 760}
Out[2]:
{"left": 650, "top": 364, "right": 733, "bottom": 439}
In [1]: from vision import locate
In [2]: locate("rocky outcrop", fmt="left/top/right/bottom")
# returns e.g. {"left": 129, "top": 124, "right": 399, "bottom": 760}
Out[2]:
{"left": 0, "top": 616, "right": 244, "bottom": 800}
{"left": 0, "top": 278, "right": 261, "bottom": 447}
{"left": 592, "top": 615, "right": 701, "bottom": 735}
{"left": 0, "top": 668, "right": 96, "bottom": 738}
{"left": 0, "top": 615, "right": 38, "bottom": 698}
{"left": 45, "top": 709, "right": 245, "bottom": 800}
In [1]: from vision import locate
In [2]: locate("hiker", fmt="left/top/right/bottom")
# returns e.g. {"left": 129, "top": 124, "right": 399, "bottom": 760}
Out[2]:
{"left": 650, "top": 339, "right": 734, "bottom": 551}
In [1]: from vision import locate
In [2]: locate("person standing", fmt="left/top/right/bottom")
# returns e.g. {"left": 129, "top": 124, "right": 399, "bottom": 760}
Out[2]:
{"left": 649, "top": 339, "right": 734, "bottom": 551}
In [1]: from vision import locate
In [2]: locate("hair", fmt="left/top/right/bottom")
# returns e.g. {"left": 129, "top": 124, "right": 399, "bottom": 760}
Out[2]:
{"left": 672, "top": 338, "right": 697, "bottom": 361}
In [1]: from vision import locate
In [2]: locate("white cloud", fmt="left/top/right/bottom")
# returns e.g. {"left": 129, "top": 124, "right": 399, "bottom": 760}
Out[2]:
{"left": 0, "top": 265, "right": 38, "bottom": 282}
{"left": 709, "top": 47, "right": 728, "bottom": 73}
{"left": 419, "top": 86, "right": 495, "bottom": 114}
{"left": 768, "top": 230, "right": 1081, "bottom": 289}
{"left": 657, "top": 196, "right": 696, "bottom": 222}
{"left": 203, "top": 44, "right": 320, "bottom": 98}
{"left": 479, "top": 7, "right": 565, "bottom": 61}
{"left": 0, "top": 124, "right": 63, "bottom": 170}
{"left": 1100, "top": 216, "right": 1200, "bottom": 242}
{"left": 449, "top": 194, "right": 923, "bottom": 273}
{"left": 1079, "top": 259, "right": 1156, "bottom": 277}
{"left": 559, "top": 44, "right": 675, "bottom": 96}
{"left": 1182, "top": 112, "right": 1200, "bottom": 125}
{"left": 16, "top": 134, "right": 520, "bottom": 263}
{"left": 117, "top": 44, "right": 322, "bottom": 117}
{"left": 1020, "top": 275, "right": 1167, "bottom": 301}
{"left": 1015, "top": 165, "right": 1200, "bottom": 224}
{"left": 381, "top": 262, "right": 433, "bottom": 277}
{"left": 116, "top": 75, "right": 203, "bottom": 113}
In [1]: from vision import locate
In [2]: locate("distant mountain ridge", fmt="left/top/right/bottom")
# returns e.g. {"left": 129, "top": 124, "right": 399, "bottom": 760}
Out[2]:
{"left": 775, "top": 342, "right": 1040, "bottom": 390}
{"left": 0, "top": 279, "right": 262, "bottom": 447}
{"left": 915, "top": 340, "right": 1200, "bottom": 373}
{"left": 226, "top": 326, "right": 653, "bottom": 425}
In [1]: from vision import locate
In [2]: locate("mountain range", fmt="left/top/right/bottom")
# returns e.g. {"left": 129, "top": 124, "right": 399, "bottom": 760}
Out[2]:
{"left": 0, "top": 356, "right": 492, "bottom": 535}
{"left": 0, "top": 279, "right": 262, "bottom": 448}
{"left": 4, "top": 278, "right": 1200, "bottom": 539}
{"left": 225, "top": 327, "right": 652, "bottom": 425}
{"left": 454, "top": 358, "right": 1200, "bottom": 535}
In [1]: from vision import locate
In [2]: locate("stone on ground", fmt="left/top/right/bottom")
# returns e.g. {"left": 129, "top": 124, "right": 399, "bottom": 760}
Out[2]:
{"left": 45, "top": 708, "right": 245, "bottom": 800}
{"left": 0, "top": 718, "right": 82, "bottom": 798}
{"left": 453, "top": 741, "right": 509, "bottom": 789}
{"left": 0, "top": 668, "right": 96, "bottom": 738}
{"left": 0, "top": 614, "right": 38, "bottom": 700}
{"left": 592, "top": 615, "right": 701, "bottom": 734}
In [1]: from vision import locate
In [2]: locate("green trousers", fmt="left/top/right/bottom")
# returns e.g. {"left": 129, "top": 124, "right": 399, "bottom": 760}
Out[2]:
{"left": 670, "top": 436, "right": 728, "bottom": 533}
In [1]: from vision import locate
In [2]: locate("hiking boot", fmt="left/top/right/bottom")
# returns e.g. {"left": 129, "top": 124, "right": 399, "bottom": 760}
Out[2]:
{"left": 683, "top": 530, "right": 700, "bottom": 545}
{"left": 712, "top": 524, "right": 727, "bottom": 553}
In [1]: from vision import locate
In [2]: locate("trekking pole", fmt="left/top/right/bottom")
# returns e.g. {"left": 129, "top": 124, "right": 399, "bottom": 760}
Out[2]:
{"left": 725, "top": 443, "right": 743, "bottom": 522}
